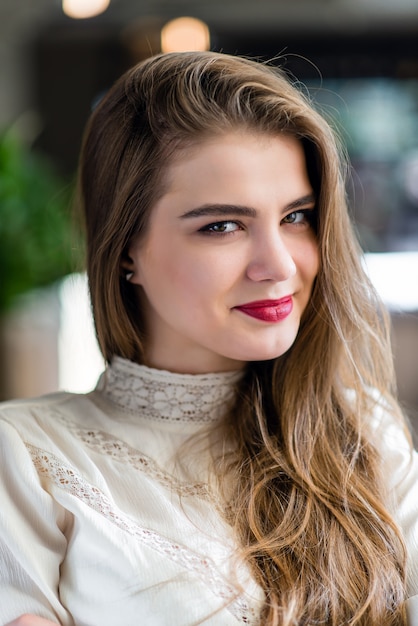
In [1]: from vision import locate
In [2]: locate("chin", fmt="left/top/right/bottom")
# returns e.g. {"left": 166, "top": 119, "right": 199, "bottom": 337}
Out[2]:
{"left": 228, "top": 340, "right": 297, "bottom": 364}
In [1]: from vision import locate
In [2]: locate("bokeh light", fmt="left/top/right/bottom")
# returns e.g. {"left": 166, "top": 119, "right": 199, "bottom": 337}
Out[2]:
{"left": 63, "top": 0, "right": 110, "bottom": 19}
{"left": 161, "top": 17, "right": 210, "bottom": 53}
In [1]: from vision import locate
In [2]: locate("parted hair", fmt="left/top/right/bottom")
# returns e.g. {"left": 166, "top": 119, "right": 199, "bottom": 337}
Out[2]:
{"left": 78, "top": 51, "right": 409, "bottom": 624}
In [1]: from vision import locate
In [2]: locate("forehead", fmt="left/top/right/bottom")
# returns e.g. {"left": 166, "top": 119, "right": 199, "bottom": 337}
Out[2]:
{"left": 163, "top": 130, "right": 307, "bottom": 186}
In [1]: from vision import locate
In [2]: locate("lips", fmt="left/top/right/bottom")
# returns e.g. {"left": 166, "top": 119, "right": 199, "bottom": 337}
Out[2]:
{"left": 235, "top": 297, "right": 293, "bottom": 322}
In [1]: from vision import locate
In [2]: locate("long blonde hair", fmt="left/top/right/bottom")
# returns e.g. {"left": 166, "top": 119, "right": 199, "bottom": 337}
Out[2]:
{"left": 78, "top": 51, "right": 409, "bottom": 624}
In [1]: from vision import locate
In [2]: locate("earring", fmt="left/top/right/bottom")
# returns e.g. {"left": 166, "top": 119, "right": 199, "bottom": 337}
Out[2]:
{"left": 125, "top": 272, "right": 134, "bottom": 281}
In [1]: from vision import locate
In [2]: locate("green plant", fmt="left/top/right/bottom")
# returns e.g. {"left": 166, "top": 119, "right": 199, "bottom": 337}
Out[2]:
{"left": 0, "top": 131, "right": 82, "bottom": 313}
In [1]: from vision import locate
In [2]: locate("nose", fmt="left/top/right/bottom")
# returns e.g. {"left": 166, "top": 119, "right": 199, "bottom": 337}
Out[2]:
{"left": 246, "top": 231, "right": 297, "bottom": 283}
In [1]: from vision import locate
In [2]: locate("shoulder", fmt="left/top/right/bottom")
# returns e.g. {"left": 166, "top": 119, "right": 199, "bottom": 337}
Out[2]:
{"left": 0, "top": 390, "right": 91, "bottom": 421}
{"left": 365, "top": 392, "right": 418, "bottom": 597}
{"left": 362, "top": 390, "right": 416, "bottom": 502}
{"left": 365, "top": 391, "right": 413, "bottom": 474}
{"left": 0, "top": 391, "right": 97, "bottom": 448}
{"left": 0, "top": 391, "right": 77, "bottom": 414}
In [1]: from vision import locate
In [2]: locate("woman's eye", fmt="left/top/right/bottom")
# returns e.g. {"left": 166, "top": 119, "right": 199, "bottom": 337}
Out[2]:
{"left": 282, "top": 210, "right": 315, "bottom": 226}
{"left": 199, "top": 221, "right": 241, "bottom": 234}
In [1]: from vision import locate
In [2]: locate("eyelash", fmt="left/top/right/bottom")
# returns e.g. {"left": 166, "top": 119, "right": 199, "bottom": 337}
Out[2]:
{"left": 198, "top": 209, "right": 316, "bottom": 236}
{"left": 282, "top": 209, "right": 316, "bottom": 226}
{"left": 198, "top": 221, "right": 243, "bottom": 235}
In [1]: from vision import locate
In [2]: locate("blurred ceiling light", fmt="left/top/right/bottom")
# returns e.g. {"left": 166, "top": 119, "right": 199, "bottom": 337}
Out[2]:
{"left": 161, "top": 17, "right": 210, "bottom": 53}
{"left": 63, "top": 0, "right": 110, "bottom": 19}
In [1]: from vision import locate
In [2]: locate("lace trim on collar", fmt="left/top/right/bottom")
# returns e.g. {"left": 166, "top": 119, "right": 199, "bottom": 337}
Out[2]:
{"left": 96, "top": 356, "right": 242, "bottom": 423}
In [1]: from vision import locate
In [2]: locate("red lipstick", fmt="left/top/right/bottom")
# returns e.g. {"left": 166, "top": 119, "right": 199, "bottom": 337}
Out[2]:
{"left": 235, "top": 297, "right": 293, "bottom": 322}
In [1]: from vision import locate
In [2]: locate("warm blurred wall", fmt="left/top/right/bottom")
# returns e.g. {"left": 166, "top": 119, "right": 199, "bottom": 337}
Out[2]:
{"left": 0, "top": 288, "right": 60, "bottom": 401}
{"left": 392, "top": 313, "right": 418, "bottom": 434}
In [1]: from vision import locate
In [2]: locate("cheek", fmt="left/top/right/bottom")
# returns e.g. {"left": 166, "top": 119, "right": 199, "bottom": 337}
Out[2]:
{"left": 167, "top": 249, "right": 233, "bottom": 295}
{"left": 150, "top": 253, "right": 211, "bottom": 305}
{"left": 301, "top": 240, "right": 320, "bottom": 283}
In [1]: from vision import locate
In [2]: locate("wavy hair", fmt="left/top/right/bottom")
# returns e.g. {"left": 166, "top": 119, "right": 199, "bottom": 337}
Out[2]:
{"left": 78, "top": 51, "right": 408, "bottom": 624}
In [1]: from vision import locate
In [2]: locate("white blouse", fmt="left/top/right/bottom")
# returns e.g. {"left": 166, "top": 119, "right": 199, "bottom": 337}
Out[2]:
{"left": 0, "top": 356, "right": 417, "bottom": 625}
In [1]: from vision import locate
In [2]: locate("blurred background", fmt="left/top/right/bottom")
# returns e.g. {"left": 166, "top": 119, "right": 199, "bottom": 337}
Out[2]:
{"left": 0, "top": 0, "right": 417, "bottom": 434}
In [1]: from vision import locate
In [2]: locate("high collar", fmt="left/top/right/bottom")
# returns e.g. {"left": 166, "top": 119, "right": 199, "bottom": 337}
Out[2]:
{"left": 96, "top": 356, "right": 243, "bottom": 424}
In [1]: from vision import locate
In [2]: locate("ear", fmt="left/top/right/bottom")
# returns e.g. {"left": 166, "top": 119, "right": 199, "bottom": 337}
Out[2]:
{"left": 120, "top": 250, "right": 139, "bottom": 284}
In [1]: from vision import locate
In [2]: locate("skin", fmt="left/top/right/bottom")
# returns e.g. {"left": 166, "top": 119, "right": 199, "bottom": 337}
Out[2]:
{"left": 8, "top": 132, "right": 319, "bottom": 626}
{"left": 126, "top": 131, "right": 319, "bottom": 374}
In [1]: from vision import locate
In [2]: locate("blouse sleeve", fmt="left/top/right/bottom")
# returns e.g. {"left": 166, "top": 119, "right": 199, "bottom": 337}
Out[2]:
{"left": 0, "top": 417, "right": 74, "bottom": 625}
{"left": 407, "top": 595, "right": 418, "bottom": 626}
{"left": 374, "top": 405, "right": 418, "bottom": 605}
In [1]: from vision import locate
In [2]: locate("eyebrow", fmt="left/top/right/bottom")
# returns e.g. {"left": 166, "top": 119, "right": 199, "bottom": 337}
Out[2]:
{"left": 179, "top": 194, "right": 316, "bottom": 220}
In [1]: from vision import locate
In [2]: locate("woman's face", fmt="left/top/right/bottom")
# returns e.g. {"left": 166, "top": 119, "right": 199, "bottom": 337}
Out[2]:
{"left": 126, "top": 131, "right": 319, "bottom": 374}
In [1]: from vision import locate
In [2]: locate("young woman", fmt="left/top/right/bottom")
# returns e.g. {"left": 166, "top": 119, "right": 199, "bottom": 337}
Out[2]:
{"left": 1, "top": 51, "right": 418, "bottom": 626}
